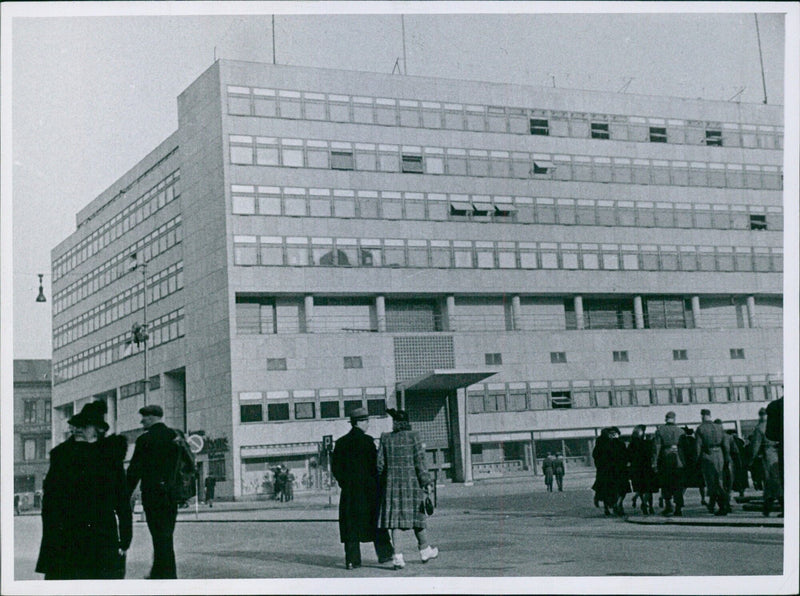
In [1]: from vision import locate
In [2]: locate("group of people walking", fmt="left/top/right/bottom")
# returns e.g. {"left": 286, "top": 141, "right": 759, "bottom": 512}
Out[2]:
{"left": 269, "top": 464, "right": 295, "bottom": 501}
{"left": 541, "top": 453, "right": 566, "bottom": 492}
{"left": 592, "top": 399, "right": 783, "bottom": 518}
{"left": 331, "top": 407, "right": 438, "bottom": 570}
{"left": 36, "top": 402, "right": 190, "bottom": 580}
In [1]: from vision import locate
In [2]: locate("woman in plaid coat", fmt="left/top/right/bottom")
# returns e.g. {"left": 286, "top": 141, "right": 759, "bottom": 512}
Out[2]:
{"left": 377, "top": 409, "right": 438, "bottom": 569}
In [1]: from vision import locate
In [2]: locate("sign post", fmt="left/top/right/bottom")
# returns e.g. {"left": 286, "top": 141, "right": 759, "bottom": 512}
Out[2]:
{"left": 322, "top": 435, "right": 333, "bottom": 506}
{"left": 187, "top": 434, "right": 204, "bottom": 519}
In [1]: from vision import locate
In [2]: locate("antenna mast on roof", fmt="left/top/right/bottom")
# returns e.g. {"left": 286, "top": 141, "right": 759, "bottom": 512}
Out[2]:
{"left": 754, "top": 14, "right": 768, "bottom": 104}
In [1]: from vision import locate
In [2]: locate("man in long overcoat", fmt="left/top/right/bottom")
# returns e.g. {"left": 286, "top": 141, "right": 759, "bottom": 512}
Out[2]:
{"left": 750, "top": 405, "right": 783, "bottom": 516}
{"left": 695, "top": 410, "right": 731, "bottom": 515}
{"left": 652, "top": 411, "right": 686, "bottom": 516}
{"left": 331, "top": 407, "right": 393, "bottom": 569}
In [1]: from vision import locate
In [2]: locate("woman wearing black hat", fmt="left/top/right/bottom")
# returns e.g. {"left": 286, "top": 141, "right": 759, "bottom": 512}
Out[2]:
{"left": 377, "top": 409, "right": 438, "bottom": 569}
{"left": 36, "top": 401, "right": 132, "bottom": 579}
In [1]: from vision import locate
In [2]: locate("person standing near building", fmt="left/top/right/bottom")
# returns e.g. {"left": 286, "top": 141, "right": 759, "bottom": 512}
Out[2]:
{"left": 765, "top": 396, "right": 783, "bottom": 515}
{"left": 627, "top": 425, "right": 657, "bottom": 515}
{"left": 694, "top": 411, "right": 731, "bottom": 516}
{"left": 747, "top": 409, "right": 768, "bottom": 491}
{"left": 126, "top": 405, "right": 182, "bottom": 579}
{"left": 592, "top": 427, "right": 629, "bottom": 516}
{"left": 36, "top": 401, "right": 131, "bottom": 579}
{"left": 750, "top": 403, "right": 783, "bottom": 516}
{"left": 542, "top": 453, "right": 555, "bottom": 492}
{"left": 726, "top": 429, "right": 748, "bottom": 499}
{"left": 652, "top": 412, "right": 686, "bottom": 516}
{"left": 331, "top": 407, "right": 393, "bottom": 569}
{"left": 377, "top": 409, "right": 438, "bottom": 570}
{"left": 678, "top": 427, "right": 707, "bottom": 507}
{"left": 553, "top": 453, "right": 565, "bottom": 492}
{"left": 204, "top": 475, "right": 217, "bottom": 508}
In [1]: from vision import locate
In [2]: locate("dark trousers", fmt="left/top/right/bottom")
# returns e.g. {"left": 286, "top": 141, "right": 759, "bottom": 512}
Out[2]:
{"left": 344, "top": 529, "right": 393, "bottom": 565}
{"left": 555, "top": 474, "right": 564, "bottom": 491}
{"left": 143, "top": 494, "right": 178, "bottom": 579}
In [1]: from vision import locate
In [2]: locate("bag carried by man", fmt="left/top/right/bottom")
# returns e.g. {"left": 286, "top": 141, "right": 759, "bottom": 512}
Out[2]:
{"left": 168, "top": 430, "right": 197, "bottom": 503}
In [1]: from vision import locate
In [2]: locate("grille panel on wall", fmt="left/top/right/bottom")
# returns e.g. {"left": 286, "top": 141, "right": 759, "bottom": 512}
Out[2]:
{"left": 393, "top": 336, "right": 455, "bottom": 381}
{"left": 406, "top": 393, "right": 449, "bottom": 448}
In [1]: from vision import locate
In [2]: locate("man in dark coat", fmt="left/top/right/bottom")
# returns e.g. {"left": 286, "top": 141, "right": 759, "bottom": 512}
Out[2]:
{"left": 752, "top": 401, "right": 783, "bottom": 516}
{"left": 553, "top": 453, "right": 565, "bottom": 492}
{"left": 679, "top": 427, "right": 706, "bottom": 506}
{"left": 331, "top": 407, "right": 393, "bottom": 569}
{"left": 695, "top": 410, "right": 731, "bottom": 515}
{"left": 542, "top": 453, "right": 555, "bottom": 492}
{"left": 127, "top": 404, "right": 181, "bottom": 579}
{"left": 652, "top": 411, "right": 686, "bottom": 516}
{"left": 592, "top": 427, "right": 629, "bottom": 516}
{"left": 36, "top": 401, "right": 132, "bottom": 580}
{"left": 204, "top": 475, "right": 217, "bottom": 507}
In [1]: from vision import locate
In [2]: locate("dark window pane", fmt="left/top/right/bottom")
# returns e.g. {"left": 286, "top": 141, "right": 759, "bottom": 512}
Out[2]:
{"left": 367, "top": 399, "right": 386, "bottom": 416}
{"left": 343, "top": 400, "right": 363, "bottom": 417}
{"left": 320, "top": 401, "right": 340, "bottom": 419}
{"left": 241, "top": 404, "right": 263, "bottom": 423}
{"left": 267, "top": 403, "right": 290, "bottom": 421}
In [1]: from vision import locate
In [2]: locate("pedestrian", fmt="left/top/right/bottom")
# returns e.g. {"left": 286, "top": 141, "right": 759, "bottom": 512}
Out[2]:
{"left": 678, "top": 427, "right": 706, "bottom": 506}
{"left": 284, "top": 470, "right": 295, "bottom": 501}
{"left": 126, "top": 404, "right": 183, "bottom": 579}
{"left": 764, "top": 396, "right": 783, "bottom": 516}
{"left": 694, "top": 411, "right": 731, "bottom": 516}
{"left": 627, "top": 425, "right": 657, "bottom": 515}
{"left": 553, "top": 453, "right": 565, "bottom": 492}
{"left": 331, "top": 407, "right": 393, "bottom": 569}
{"left": 746, "top": 413, "right": 766, "bottom": 491}
{"left": 749, "top": 404, "right": 783, "bottom": 516}
{"left": 592, "top": 427, "right": 629, "bottom": 516}
{"left": 726, "top": 430, "right": 749, "bottom": 499}
{"left": 542, "top": 453, "right": 555, "bottom": 492}
{"left": 14, "top": 494, "right": 20, "bottom": 516}
{"left": 36, "top": 401, "right": 132, "bottom": 580}
{"left": 652, "top": 411, "right": 686, "bottom": 516}
{"left": 377, "top": 408, "right": 438, "bottom": 570}
{"left": 204, "top": 475, "right": 217, "bottom": 508}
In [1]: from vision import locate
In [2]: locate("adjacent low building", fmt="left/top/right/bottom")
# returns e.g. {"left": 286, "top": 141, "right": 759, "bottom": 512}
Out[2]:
{"left": 51, "top": 60, "right": 783, "bottom": 499}
{"left": 14, "top": 359, "right": 52, "bottom": 510}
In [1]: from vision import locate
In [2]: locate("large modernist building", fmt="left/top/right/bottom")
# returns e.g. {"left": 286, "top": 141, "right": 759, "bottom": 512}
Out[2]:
{"left": 14, "top": 359, "right": 52, "bottom": 509}
{"left": 51, "top": 60, "right": 783, "bottom": 499}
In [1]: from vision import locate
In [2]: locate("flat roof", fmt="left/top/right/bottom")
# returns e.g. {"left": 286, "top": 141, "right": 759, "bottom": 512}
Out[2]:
{"left": 397, "top": 369, "right": 498, "bottom": 392}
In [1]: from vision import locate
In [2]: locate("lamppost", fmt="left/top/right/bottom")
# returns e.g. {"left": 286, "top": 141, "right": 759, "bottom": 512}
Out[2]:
{"left": 128, "top": 254, "right": 149, "bottom": 407}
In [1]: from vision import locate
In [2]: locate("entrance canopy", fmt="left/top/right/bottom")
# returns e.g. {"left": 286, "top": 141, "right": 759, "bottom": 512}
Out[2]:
{"left": 396, "top": 369, "right": 497, "bottom": 392}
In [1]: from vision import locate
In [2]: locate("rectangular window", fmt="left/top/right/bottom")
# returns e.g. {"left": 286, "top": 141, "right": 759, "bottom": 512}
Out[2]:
{"left": 294, "top": 402, "right": 315, "bottom": 420}
{"left": 401, "top": 154, "right": 423, "bottom": 173}
{"left": 344, "top": 356, "right": 363, "bottom": 369}
{"left": 320, "top": 401, "right": 340, "bottom": 419}
{"left": 530, "top": 118, "right": 549, "bottom": 135}
{"left": 23, "top": 401, "right": 37, "bottom": 423}
{"left": 612, "top": 351, "right": 629, "bottom": 362}
{"left": 591, "top": 122, "right": 610, "bottom": 139}
{"left": 730, "top": 348, "right": 745, "bottom": 359}
{"left": 45, "top": 401, "right": 51, "bottom": 423}
{"left": 330, "top": 151, "right": 354, "bottom": 170}
{"left": 343, "top": 400, "right": 363, "bottom": 417}
{"left": 24, "top": 439, "right": 36, "bottom": 461}
{"left": 367, "top": 399, "right": 386, "bottom": 416}
{"left": 550, "top": 391, "right": 572, "bottom": 409}
{"left": 485, "top": 353, "right": 502, "bottom": 365}
{"left": 267, "top": 403, "right": 290, "bottom": 421}
{"left": 673, "top": 349, "right": 688, "bottom": 360}
{"left": 649, "top": 127, "right": 667, "bottom": 143}
{"left": 240, "top": 404, "right": 263, "bottom": 423}
{"left": 267, "top": 358, "right": 287, "bottom": 371}
{"left": 705, "top": 129, "right": 723, "bottom": 146}
{"left": 550, "top": 352, "right": 567, "bottom": 364}
{"left": 749, "top": 214, "right": 767, "bottom": 230}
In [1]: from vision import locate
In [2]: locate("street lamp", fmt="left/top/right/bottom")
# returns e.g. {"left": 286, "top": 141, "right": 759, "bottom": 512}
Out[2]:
{"left": 35, "top": 274, "right": 47, "bottom": 302}
{"left": 128, "top": 253, "right": 149, "bottom": 406}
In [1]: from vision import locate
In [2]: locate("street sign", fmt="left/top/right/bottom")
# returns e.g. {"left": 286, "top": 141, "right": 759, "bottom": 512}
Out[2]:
{"left": 322, "top": 434, "right": 333, "bottom": 452}
{"left": 187, "top": 434, "right": 204, "bottom": 454}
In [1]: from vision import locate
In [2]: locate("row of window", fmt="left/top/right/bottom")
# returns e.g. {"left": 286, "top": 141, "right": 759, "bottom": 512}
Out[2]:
{"left": 53, "top": 171, "right": 181, "bottom": 281}
{"left": 238, "top": 387, "right": 387, "bottom": 423}
{"left": 53, "top": 308, "right": 185, "bottom": 384}
{"left": 22, "top": 400, "right": 52, "bottom": 424}
{"left": 53, "top": 216, "right": 182, "bottom": 315}
{"left": 53, "top": 263, "right": 184, "bottom": 350}
{"left": 226, "top": 85, "right": 783, "bottom": 150}
{"left": 466, "top": 374, "right": 782, "bottom": 413}
{"left": 231, "top": 184, "right": 783, "bottom": 231}
{"left": 229, "top": 135, "right": 783, "bottom": 190}
{"left": 265, "top": 356, "right": 363, "bottom": 371}
{"left": 119, "top": 375, "right": 161, "bottom": 399}
{"left": 232, "top": 236, "right": 782, "bottom": 273}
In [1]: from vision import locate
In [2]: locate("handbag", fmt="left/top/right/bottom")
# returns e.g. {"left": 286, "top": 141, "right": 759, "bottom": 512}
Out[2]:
{"left": 421, "top": 488, "right": 434, "bottom": 516}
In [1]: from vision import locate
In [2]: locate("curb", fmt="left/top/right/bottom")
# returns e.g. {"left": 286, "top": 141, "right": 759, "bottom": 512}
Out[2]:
{"left": 625, "top": 516, "right": 783, "bottom": 528}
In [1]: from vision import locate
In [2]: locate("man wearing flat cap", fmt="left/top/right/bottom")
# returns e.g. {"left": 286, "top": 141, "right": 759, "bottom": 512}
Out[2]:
{"left": 331, "top": 407, "right": 393, "bottom": 569}
{"left": 695, "top": 409, "right": 731, "bottom": 515}
{"left": 127, "top": 404, "right": 181, "bottom": 578}
{"left": 652, "top": 411, "right": 686, "bottom": 516}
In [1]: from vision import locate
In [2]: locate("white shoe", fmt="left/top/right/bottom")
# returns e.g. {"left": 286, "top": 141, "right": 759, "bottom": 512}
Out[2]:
{"left": 419, "top": 545, "right": 439, "bottom": 563}
{"left": 393, "top": 553, "right": 405, "bottom": 569}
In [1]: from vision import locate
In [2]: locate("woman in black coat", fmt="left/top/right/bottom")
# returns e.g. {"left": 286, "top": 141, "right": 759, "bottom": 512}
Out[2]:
{"left": 592, "top": 427, "right": 630, "bottom": 516}
{"left": 36, "top": 402, "right": 132, "bottom": 580}
{"left": 627, "top": 425, "right": 658, "bottom": 515}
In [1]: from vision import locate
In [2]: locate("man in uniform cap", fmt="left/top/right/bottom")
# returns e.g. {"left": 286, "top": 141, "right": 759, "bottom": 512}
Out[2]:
{"left": 126, "top": 404, "right": 182, "bottom": 578}
{"left": 695, "top": 410, "right": 731, "bottom": 515}
{"left": 751, "top": 402, "right": 783, "bottom": 516}
{"left": 652, "top": 411, "right": 686, "bottom": 516}
{"left": 331, "top": 407, "right": 393, "bottom": 569}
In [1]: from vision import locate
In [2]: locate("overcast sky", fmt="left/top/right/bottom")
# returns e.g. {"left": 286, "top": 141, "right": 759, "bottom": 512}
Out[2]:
{"left": 3, "top": 4, "right": 790, "bottom": 359}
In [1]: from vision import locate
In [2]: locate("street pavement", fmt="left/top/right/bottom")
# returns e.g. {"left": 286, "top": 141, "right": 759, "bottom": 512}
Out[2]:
{"left": 13, "top": 473, "right": 785, "bottom": 584}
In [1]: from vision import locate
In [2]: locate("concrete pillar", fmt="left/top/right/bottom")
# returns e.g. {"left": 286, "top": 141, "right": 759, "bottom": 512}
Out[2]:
{"left": 511, "top": 295, "right": 521, "bottom": 331}
{"left": 746, "top": 295, "right": 756, "bottom": 328}
{"left": 445, "top": 295, "right": 456, "bottom": 332}
{"left": 375, "top": 295, "right": 386, "bottom": 332}
{"left": 691, "top": 295, "right": 701, "bottom": 328}
{"left": 304, "top": 295, "right": 314, "bottom": 333}
{"left": 459, "top": 388, "right": 473, "bottom": 485}
{"left": 574, "top": 295, "right": 584, "bottom": 330}
{"left": 634, "top": 295, "right": 644, "bottom": 329}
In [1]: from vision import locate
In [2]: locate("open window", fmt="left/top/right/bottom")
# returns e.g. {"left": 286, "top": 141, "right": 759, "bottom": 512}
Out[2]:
{"left": 401, "top": 154, "right": 424, "bottom": 173}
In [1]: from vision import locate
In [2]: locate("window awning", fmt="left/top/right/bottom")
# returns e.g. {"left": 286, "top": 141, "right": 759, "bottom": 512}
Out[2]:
{"left": 450, "top": 201, "right": 472, "bottom": 211}
{"left": 472, "top": 202, "right": 493, "bottom": 212}
{"left": 397, "top": 369, "right": 498, "bottom": 392}
{"left": 533, "top": 160, "right": 554, "bottom": 169}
